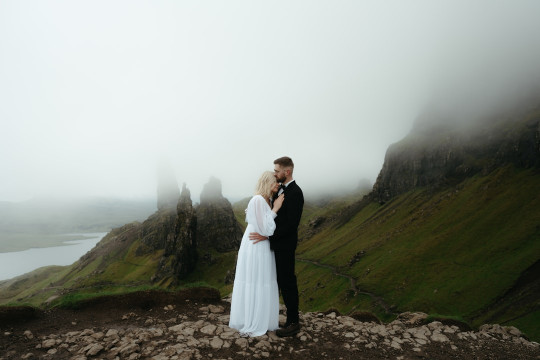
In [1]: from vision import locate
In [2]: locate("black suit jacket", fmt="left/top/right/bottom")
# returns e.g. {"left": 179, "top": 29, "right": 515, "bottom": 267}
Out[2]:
{"left": 270, "top": 181, "right": 304, "bottom": 251}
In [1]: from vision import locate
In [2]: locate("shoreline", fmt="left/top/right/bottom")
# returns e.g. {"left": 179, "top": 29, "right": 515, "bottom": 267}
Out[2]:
{"left": 0, "top": 233, "right": 108, "bottom": 282}
{"left": 0, "top": 232, "right": 107, "bottom": 253}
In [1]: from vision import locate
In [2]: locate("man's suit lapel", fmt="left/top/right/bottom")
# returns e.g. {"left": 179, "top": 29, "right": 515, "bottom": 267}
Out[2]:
{"left": 284, "top": 181, "right": 296, "bottom": 194}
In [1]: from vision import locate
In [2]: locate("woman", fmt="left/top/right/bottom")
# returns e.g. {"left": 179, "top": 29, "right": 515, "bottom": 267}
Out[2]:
{"left": 228, "top": 171, "right": 285, "bottom": 336}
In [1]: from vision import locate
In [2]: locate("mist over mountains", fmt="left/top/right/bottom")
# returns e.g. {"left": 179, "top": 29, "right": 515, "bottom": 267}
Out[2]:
{"left": 0, "top": 197, "right": 156, "bottom": 252}
{"left": 1, "top": 91, "right": 539, "bottom": 344}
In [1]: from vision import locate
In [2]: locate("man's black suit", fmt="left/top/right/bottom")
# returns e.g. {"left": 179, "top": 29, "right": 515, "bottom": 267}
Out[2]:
{"left": 270, "top": 180, "right": 304, "bottom": 324}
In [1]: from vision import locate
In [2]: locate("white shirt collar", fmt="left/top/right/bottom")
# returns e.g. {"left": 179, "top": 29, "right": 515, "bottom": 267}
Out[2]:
{"left": 283, "top": 179, "right": 295, "bottom": 187}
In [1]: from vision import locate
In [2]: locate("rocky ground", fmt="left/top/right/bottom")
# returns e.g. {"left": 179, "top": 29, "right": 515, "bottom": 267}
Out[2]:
{"left": 0, "top": 289, "right": 538, "bottom": 360}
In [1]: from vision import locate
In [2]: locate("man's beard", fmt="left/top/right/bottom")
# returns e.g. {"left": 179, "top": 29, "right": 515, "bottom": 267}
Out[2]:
{"left": 276, "top": 175, "right": 286, "bottom": 183}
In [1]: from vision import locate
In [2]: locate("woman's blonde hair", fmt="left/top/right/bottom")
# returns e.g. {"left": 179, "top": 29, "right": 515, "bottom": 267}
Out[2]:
{"left": 255, "top": 171, "right": 277, "bottom": 199}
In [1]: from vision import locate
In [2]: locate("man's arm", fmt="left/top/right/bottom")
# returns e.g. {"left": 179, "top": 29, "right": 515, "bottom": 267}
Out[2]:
{"left": 249, "top": 232, "right": 268, "bottom": 244}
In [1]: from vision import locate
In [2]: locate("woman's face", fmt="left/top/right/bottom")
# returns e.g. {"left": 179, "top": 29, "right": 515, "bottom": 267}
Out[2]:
{"left": 271, "top": 180, "right": 279, "bottom": 194}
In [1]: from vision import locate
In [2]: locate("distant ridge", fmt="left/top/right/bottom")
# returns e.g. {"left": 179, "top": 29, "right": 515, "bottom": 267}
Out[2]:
{"left": 372, "top": 104, "right": 540, "bottom": 203}
{"left": 295, "top": 100, "right": 540, "bottom": 341}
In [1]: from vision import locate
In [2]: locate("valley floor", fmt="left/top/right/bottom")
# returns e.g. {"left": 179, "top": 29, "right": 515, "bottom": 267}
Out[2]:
{"left": 0, "top": 289, "right": 538, "bottom": 360}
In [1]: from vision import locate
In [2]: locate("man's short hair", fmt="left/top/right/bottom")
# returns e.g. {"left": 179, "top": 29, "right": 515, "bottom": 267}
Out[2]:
{"left": 274, "top": 156, "right": 294, "bottom": 169}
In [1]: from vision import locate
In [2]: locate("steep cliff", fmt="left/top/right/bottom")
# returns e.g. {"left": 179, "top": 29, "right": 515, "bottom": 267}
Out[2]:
{"left": 371, "top": 106, "right": 540, "bottom": 203}
{"left": 153, "top": 184, "right": 198, "bottom": 282}
{"left": 291, "top": 99, "right": 540, "bottom": 341}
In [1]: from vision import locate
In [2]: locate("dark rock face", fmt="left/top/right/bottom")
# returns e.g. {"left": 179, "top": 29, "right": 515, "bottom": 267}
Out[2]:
{"left": 171, "top": 184, "right": 198, "bottom": 279}
{"left": 196, "top": 177, "right": 242, "bottom": 252}
{"left": 138, "top": 210, "right": 178, "bottom": 253}
{"left": 131, "top": 184, "right": 197, "bottom": 282}
{"left": 152, "top": 184, "right": 197, "bottom": 282}
{"left": 66, "top": 179, "right": 241, "bottom": 285}
{"left": 372, "top": 109, "right": 540, "bottom": 203}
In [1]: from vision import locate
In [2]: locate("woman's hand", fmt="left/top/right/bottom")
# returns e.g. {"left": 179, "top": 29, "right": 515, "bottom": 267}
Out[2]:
{"left": 272, "top": 193, "right": 285, "bottom": 213}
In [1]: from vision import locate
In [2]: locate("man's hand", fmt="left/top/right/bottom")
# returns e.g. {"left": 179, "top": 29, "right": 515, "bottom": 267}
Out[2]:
{"left": 249, "top": 232, "right": 268, "bottom": 244}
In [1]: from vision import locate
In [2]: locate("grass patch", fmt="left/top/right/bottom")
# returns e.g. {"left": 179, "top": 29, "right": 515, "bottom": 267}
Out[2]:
{"left": 295, "top": 165, "right": 540, "bottom": 340}
{"left": 182, "top": 249, "right": 237, "bottom": 297}
{"left": 50, "top": 284, "right": 165, "bottom": 309}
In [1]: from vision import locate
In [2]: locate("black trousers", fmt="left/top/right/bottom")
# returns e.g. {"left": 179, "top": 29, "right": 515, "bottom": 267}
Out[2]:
{"left": 274, "top": 248, "right": 299, "bottom": 324}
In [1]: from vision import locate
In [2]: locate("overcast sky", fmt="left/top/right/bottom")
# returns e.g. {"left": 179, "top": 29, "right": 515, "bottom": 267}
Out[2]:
{"left": 1, "top": 1, "right": 540, "bottom": 203}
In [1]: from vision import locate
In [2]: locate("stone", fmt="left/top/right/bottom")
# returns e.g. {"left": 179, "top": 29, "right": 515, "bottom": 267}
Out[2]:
{"left": 41, "top": 339, "right": 56, "bottom": 349}
{"left": 119, "top": 343, "right": 140, "bottom": 356}
{"left": 327, "top": 312, "right": 337, "bottom": 319}
{"left": 200, "top": 324, "right": 217, "bottom": 335}
{"left": 24, "top": 330, "right": 33, "bottom": 339}
{"left": 369, "top": 325, "right": 388, "bottom": 336}
{"left": 168, "top": 324, "right": 184, "bottom": 333}
{"left": 255, "top": 340, "right": 271, "bottom": 350}
{"left": 70, "top": 356, "right": 87, "bottom": 360}
{"left": 91, "top": 331, "right": 105, "bottom": 340}
{"left": 431, "top": 333, "right": 450, "bottom": 343}
{"left": 210, "top": 337, "right": 223, "bottom": 349}
{"left": 507, "top": 326, "right": 522, "bottom": 337}
{"left": 106, "top": 329, "right": 120, "bottom": 338}
{"left": 85, "top": 343, "right": 104, "bottom": 356}
{"left": 208, "top": 304, "right": 224, "bottom": 313}
{"left": 186, "top": 337, "right": 200, "bottom": 347}
{"left": 235, "top": 338, "right": 249, "bottom": 348}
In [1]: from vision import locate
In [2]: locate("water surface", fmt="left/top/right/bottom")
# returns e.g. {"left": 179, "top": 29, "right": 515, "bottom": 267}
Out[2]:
{"left": 0, "top": 233, "right": 106, "bottom": 281}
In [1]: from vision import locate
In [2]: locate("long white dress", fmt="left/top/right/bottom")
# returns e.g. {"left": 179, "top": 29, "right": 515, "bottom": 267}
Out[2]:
{"left": 228, "top": 195, "right": 279, "bottom": 336}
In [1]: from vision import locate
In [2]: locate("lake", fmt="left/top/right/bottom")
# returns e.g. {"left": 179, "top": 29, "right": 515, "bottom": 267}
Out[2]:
{"left": 0, "top": 233, "right": 107, "bottom": 281}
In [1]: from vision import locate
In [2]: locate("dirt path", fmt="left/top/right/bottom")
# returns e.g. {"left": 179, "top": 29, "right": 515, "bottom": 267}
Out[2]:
{"left": 297, "top": 258, "right": 396, "bottom": 315}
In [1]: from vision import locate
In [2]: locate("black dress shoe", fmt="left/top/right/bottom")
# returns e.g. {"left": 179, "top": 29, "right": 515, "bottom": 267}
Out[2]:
{"left": 276, "top": 322, "right": 300, "bottom": 337}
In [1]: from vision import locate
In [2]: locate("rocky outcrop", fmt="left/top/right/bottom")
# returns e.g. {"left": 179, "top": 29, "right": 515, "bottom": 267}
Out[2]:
{"left": 196, "top": 177, "right": 242, "bottom": 252}
{"left": 372, "top": 106, "right": 540, "bottom": 203}
{"left": 2, "top": 303, "right": 538, "bottom": 360}
{"left": 63, "top": 178, "right": 243, "bottom": 288}
{"left": 138, "top": 210, "right": 178, "bottom": 253}
{"left": 154, "top": 184, "right": 198, "bottom": 282}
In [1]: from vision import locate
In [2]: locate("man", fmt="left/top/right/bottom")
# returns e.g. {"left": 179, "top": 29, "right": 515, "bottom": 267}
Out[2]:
{"left": 250, "top": 156, "right": 304, "bottom": 337}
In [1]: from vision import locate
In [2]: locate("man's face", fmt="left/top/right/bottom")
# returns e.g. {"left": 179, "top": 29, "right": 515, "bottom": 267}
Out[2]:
{"left": 274, "top": 164, "right": 288, "bottom": 183}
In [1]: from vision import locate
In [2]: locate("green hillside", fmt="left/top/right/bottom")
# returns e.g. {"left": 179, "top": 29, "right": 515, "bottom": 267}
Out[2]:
{"left": 294, "top": 165, "right": 539, "bottom": 340}
{"left": 0, "top": 224, "right": 162, "bottom": 306}
{"left": 1, "top": 154, "right": 538, "bottom": 342}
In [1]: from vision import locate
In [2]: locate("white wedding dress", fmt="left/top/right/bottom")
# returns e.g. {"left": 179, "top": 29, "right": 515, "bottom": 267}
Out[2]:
{"left": 228, "top": 195, "right": 279, "bottom": 336}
